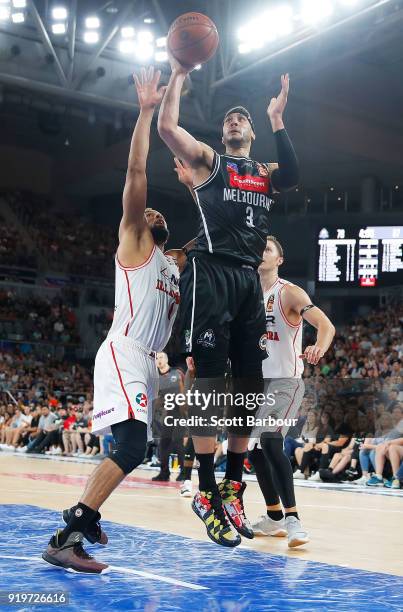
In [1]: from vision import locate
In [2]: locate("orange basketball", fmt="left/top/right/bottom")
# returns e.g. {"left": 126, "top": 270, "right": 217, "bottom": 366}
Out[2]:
{"left": 167, "top": 12, "right": 219, "bottom": 69}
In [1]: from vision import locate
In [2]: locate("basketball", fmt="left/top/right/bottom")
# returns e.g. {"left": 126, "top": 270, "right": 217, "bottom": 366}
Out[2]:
{"left": 167, "top": 12, "right": 219, "bottom": 69}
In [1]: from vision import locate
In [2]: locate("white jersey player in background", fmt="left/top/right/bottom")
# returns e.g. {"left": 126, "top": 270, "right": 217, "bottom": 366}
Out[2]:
{"left": 249, "top": 236, "right": 335, "bottom": 547}
{"left": 42, "top": 67, "right": 178, "bottom": 574}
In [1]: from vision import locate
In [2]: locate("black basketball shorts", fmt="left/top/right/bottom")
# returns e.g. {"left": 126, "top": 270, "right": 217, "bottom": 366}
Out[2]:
{"left": 179, "top": 252, "right": 267, "bottom": 376}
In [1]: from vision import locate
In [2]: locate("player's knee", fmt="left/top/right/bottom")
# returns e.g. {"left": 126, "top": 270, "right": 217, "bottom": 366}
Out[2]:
{"left": 109, "top": 441, "right": 146, "bottom": 474}
{"left": 109, "top": 419, "right": 147, "bottom": 474}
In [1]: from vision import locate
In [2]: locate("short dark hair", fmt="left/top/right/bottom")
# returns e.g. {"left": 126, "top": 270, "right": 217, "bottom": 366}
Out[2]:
{"left": 267, "top": 235, "right": 284, "bottom": 258}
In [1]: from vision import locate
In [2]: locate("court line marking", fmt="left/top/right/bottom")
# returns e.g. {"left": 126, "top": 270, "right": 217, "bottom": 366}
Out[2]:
{"left": 2, "top": 489, "right": 402, "bottom": 513}
{"left": 0, "top": 555, "right": 208, "bottom": 590}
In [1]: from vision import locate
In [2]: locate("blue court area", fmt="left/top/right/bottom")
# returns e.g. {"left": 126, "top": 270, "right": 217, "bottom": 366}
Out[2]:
{"left": 0, "top": 505, "right": 402, "bottom": 611}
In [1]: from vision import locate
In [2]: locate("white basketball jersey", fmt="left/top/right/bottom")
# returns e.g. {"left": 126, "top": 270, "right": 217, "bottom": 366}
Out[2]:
{"left": 262, "top": 278, "right": 303, "bottom": 379}
{"left": 107, "top": 246, "right": 180, "bottom": 352}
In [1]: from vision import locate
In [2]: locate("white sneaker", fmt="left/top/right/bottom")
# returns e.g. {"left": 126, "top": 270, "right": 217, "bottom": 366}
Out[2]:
{"left": 285, "top": 516, "right": 310, "bottom": 548}
{"left": 293, "top": 469, "right": 305, "bottom": 480}
{"left": 353, "top": 475, "right": 369, "bottom": 486}
{"left": 17, "top": 446, "right": 27, "bottom": 453}
{"left": 308, "top": 471, "right": 322, "bottom": 482}
{"left": 252, "top": 515, "right": 287, "bottom": 537}
{"left": 45, "top": 449, "right": 53, "bottom": 455}
{"left": 53, "top": 447, "right": 62, "bottom": 455}
{"left": 180, "top": 480, "right": 192, "bottom": 498}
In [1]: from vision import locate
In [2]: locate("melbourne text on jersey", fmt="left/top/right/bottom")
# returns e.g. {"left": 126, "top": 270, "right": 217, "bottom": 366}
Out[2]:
{"left": 223, "top": 187, "right": 273, "bottom": 211}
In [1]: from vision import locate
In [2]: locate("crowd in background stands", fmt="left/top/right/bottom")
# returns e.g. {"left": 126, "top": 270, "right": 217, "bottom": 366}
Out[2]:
{"left": 303, "top": 302, "right": 403, "bottom": 380}
{"left": 0, "top": 350, "right": 91, "bottom": 402}
{"left": 0, "top": 213, "right": 37, "bottom": 269}
{"left": 0, "top": 290, "right": 80, "bottom": 346}
{"left": 3, "top": 191, "right": 116, "bottom": 279}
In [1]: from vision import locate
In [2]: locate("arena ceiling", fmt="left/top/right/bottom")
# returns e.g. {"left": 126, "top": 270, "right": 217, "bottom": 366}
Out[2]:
{"left": 0, "top": 0, "right": 403, "bottom": 200}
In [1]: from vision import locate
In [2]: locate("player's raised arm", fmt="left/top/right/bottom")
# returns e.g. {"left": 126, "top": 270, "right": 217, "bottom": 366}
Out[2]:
{"left": 120, "top": 67, "right": 165, "bottom": 240}
{"left": 157, "top": 56, "right": 213, "bottom": 174}
{"left": 282, "top": 284, "right": 336, "bottom": 365}
{"left": 266, "top": 74, "right": 299, "bottom": 193}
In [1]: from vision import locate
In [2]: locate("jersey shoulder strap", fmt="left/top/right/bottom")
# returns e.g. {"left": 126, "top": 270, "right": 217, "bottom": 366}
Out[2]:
{"left": 194, "top": 151, "right": 220, "bottom": 191}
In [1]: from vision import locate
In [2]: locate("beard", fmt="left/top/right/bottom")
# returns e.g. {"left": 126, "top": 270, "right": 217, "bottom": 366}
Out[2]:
{"left": 150, "top": 224, "right": 169, "bottom": 246}
{"left": 224, "top": 133, "right": 249, "bottom": 149}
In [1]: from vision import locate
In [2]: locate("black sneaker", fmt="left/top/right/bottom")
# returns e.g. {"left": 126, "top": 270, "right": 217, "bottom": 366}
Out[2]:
{"left": 62, "top": 507, "right": 108, "bottom": 545}
{"left": 152, "top": 470, "right": 170, "bottom": 482}
{"left": 345, "top": 468, "right": 359, "bottom": 480}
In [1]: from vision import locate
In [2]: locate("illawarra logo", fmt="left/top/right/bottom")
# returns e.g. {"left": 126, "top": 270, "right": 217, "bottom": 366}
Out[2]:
{"left": 136, "top": 393, "right": 147, "bottom": 408}
{"left": 197, "top": 329, "right": 216, "bottom": 349}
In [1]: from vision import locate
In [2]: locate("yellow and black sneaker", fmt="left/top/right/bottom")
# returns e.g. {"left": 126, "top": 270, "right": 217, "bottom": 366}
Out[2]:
{"left": 218, "top": 479, "right": 254, "bottom": 539}
{"left": 192, "top": 490, "right": 241, "bottom": 548}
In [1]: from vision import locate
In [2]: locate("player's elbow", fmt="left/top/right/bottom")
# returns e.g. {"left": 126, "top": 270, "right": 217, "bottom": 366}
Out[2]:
{"left": 157, "top": 117, "right": 177, "bottom": 141}
{"left": 327, "top": 322, "right": 336, "bottom": 339}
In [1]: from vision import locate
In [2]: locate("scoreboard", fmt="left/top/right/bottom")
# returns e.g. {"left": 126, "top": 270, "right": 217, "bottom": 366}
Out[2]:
{"left": 316, "top": 225, "right": 403, "bottom": 287}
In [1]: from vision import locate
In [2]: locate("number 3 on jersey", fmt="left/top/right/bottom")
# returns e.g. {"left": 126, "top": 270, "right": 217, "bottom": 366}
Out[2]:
{"left": 246, "top": 206, "right": 254, "bottom": 227}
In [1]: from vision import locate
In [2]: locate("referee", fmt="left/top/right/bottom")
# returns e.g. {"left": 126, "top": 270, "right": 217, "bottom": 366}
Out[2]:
{"left": 159, "top": 60, "right": 299, "bottom": 547}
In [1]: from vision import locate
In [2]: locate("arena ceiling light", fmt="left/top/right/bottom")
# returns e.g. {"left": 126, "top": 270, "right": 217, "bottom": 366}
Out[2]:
{"left": 137, "top": 30, "right": 153, "bottom": 44}
{"left": 119, "top": 39, "right": 135, "bottom": 54}
{"left": 85, "top": 16, "right": 100, "bottom": 29}
{"left": 11, "top": 10, "right": 24, "bottom": 22}
{"left": 84, "top": 30, "right": 99, "bottom": 44}
{"left": 270, "top": 5, "right": 295, "bottom": 37}
{"left": 237, "top": 17, "right": 277, "bottom": 54}
{"left": 52, "top": 22, "right": 66, "bottom": 34}
{"left": 52, "top": 6, "right": 68, "bottom": 21}
{"left": 300, "top": 0, "right": 334, "bottom": 25}
{"left": 156, "top": 36, "right": 166, "bottom": 48}
{"left": 134, "top": 42, "right": 154, "bottom": 61}
{"left": 121, "top": 26, "right": 135, "bottom": 38}
{"left": 12, "top": 0, "right": 26, "bottom": 7}
{"left": 0, "top": 6, "right": 10, "bottom": 20}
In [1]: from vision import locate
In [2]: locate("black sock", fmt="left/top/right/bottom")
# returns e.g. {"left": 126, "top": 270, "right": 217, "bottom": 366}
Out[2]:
{"left": 267, "top": 510, "right": 284, "bottom": 521}
{"left": 285, "top": 511, "right": 299, "bottom": 520}
{"left": 58, "top": 502, "right": 97, "bottom": 546}
{"left": 196, "top": 453, "right": 217, "bottom": 492}
{"left": 183, "top": 465, "right": 193, "bottom": 480}
{"left": 225, "top": 450, "right": 245, "bottom": 483}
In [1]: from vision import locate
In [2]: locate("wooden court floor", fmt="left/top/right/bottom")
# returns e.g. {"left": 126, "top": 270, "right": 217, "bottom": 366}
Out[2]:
{"left": 1, "top": 454, "right": 402, "bottom": 577}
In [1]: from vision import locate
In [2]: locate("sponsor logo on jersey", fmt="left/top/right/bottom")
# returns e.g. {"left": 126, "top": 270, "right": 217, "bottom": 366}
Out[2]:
{"left": 226, "top": 161, "right": 239, "bottom": 173}
{"left": 259, "top": 334, "right": 267, "bottom": 351}
{"left": 197, "top": 329, "right": 216, "bottom": 349}
{"left": 136, "top": 393, "right": 148, "bottom": 408}
{"left": 266, "top": 294, "right": 275, "bottom": 312}
{"left": 228, "top": 171, "right": 269, "bottom": 193}
{"left": 256, "top": 162, "right": 269, "bottom": 177}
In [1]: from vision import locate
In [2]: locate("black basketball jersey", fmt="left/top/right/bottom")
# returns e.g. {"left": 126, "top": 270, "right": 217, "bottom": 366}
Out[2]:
{"left": 192, "top": 152, "right": 274, "bottom": 267}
